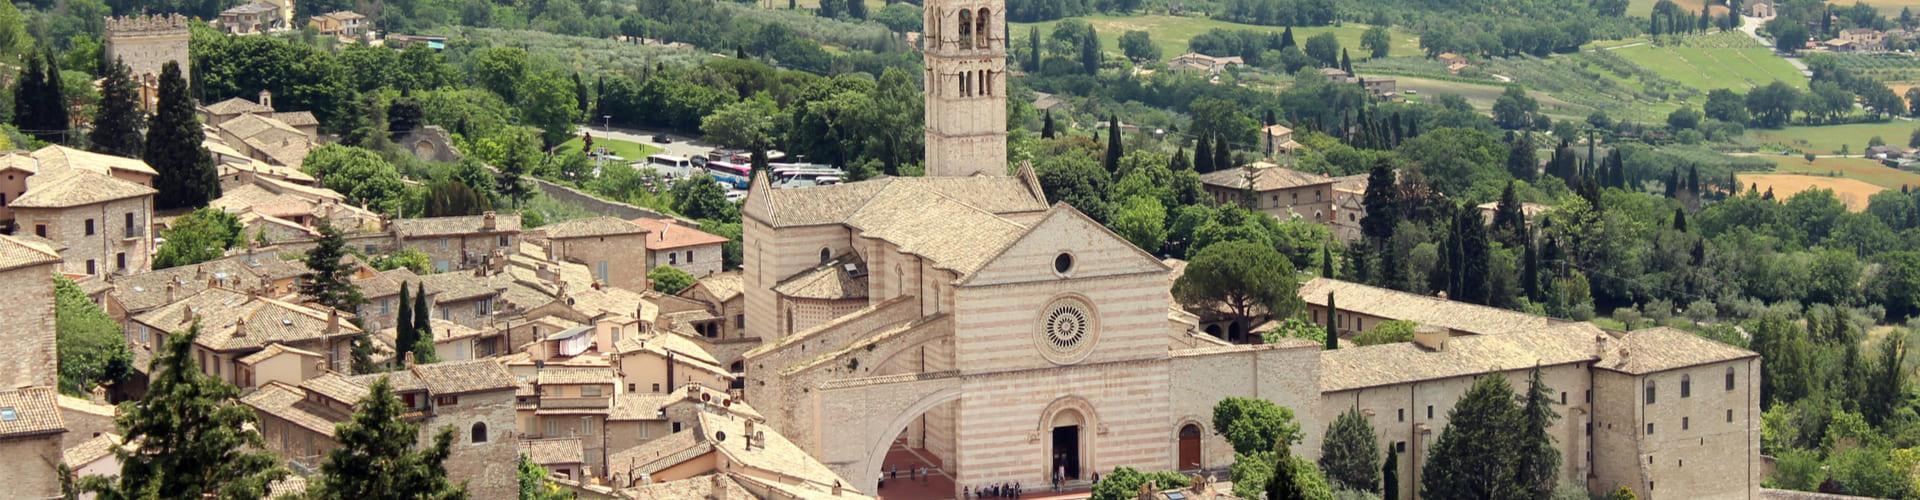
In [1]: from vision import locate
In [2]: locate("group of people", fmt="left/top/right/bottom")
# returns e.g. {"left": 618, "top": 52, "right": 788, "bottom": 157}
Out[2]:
{"left": 964, "top": 482, "right": 1022, "bottom": 498}
{"left": 876, "top": 464, "right": 933, "bottom": 489}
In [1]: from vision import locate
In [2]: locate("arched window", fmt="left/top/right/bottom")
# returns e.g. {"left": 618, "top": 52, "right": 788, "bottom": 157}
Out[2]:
{"left": 471, "top": 422, "right": 488, "bottom": 443}
{"left": 959, "top": 73, "right": 970, "bottom": 97}
{"left": 957, "top": 10, "right": 973, "bottom": 50}
{"left": 1725, "top": 366, "right": 1736, "bottom": 391}
{"left": 819, "top": 247, "right": 832, "bottom": 265}
{"left": 1681, "top": 374, "right": 1692, "bottom": 398}
{"left": 975, "top": 8, "right": 990, "bottom": 49}
{"left": 977, "top": 70, "right": 987, "bottom": 96}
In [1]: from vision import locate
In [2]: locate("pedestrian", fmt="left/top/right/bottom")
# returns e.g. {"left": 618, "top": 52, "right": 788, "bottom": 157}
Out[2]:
{"left": 890, "top": 465, "right": 897, "bottom": 480}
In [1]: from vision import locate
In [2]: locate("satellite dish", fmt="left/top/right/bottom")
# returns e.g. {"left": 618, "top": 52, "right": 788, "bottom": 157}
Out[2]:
{"left": 715, "top": 431, "right": 727, "bottom": 442}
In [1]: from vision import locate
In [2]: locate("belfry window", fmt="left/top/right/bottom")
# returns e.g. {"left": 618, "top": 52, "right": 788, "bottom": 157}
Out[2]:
{"left": 958, "top": 10, "right": 973, "bottom": 50}
{"left": 975, "top": 8, "right": 990, "bottom": 49}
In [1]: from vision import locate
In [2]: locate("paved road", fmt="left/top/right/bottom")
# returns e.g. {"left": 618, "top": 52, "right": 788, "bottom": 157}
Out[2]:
{"left": 578, "top": 125, "right": 718, "bottom": 161}
{"left": 1737, "top": 15, "right": 1812, "bottom": 76}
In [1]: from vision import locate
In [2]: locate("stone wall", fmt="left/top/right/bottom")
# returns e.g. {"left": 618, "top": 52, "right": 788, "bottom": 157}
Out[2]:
{"left": 552, "top": 232, "right": 652, "bottom": 292}
{"left": 0, "top": 262, "right": 56, "bottom": 389}
{"left": 530, "top": 177, "right": 674, "bottom": 221}
{"left": 431, "top": 389, "right": 521, "bottom": 499}
{"left": 14, "top": 195, "right": 154, "bottom": 277}
{"left": 1168, "top": 344, "right": 1322, "bottom": 472}
{"left": 1591, "top": 358, "right": 1763, "bottom": 499}
{"left": 744, "top": 220, "right": 855, "bottom": 341}
{"left": 0, "top": 436, "right": 64, "bottom": 498}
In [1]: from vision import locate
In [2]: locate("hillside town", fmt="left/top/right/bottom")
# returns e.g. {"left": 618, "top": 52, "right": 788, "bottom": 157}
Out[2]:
{"left": 21, "top": 0, "right": 1920, "bottom": 496}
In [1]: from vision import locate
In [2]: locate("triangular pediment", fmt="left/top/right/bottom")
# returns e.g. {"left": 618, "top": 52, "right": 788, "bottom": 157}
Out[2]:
{"left": 959, "top": 203, "right": 1170, "bottom": 287}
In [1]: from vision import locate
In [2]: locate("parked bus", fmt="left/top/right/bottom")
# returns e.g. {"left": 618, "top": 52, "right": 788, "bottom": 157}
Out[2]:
{"left": 701, "top": 161, "right": 753, "bottom": 189}
{"left": 644, "top": 154, "right": 695, "bottom": 178}
{"left": 771, "top": 165, "right": 846, "bottom": 188}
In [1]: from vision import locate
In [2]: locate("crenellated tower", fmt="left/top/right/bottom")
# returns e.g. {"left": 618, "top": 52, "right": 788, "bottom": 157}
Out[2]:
{"left": 922, "top": 0, "right": 1007, "bottom": 177}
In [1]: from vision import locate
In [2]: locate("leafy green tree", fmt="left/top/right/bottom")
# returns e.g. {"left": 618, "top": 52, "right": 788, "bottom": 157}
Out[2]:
{"left": 1319, "top": 407, "right": 1381, "bottom": 492}
{"left": 669, "top": 174, "right": 736, "bottom": 221}
{"left": 478, "top": 128, "right": 540, "bottom": 207}
{"left": 145, "top": 61, "right": 219, "bottom": 209}
{"left": 425, "top": 180, "right": 494, "bottom": 217}
{"left": 1773, "top": 23, "right": 1808, "bottom": 54}
{"left": 1493, "top": 86, "right": 1539, "bottom": 130}
{"left": 519, "top": 70, "right": 578, "bottom": 148}
{"left": 79, "top": 324, "right": 286, "bottom": 499}
{"left": 1746, "top": 81, "right": 1801, "bottom": 129}
{"left": 1352, "top": 320, "right": 1417, "bottom": 345}
{"left": 1120, "top": 30, "right": 1160, "bottom": 62}
{"left": 1090, "top": 467, "right": 1190, "bottom": 500}
{"left": 1174, "top": 241, "right": 1303, "bottom": 342}
{"left": 1361, "top": 26, "right": 1391, "bottom": 58}
{"left": 1514, "top": 367, "right": 1562, "bottom": 499}
{"left": 89, "top": 58, "right": 143, "bottom": 158}
{"left": 1111, "top": 196, "right": 1168, "bottom": 253}
{"left": 1262, "top": 317, "right": 1327, "bottom": 345}
{"left": 701, "top": 95, "right": 780, "bottom": 155}
{"left": 1212, "top": 396, "right": 1303, "bottom": 456}
{"left": 302, "top": 221, "right": 365, "bottom": 313}
{"left": 650, "top": 265, "right": 696, "bottom": 294}
{"left": 1421, "top": 375, "right": 1520, "bottom": 499}
{"left": 1264, "top": 451, "right": 1334, "bottom": 500}
{"left": 372, "top": 249, "right": 432, "bottom": 274}
{"left": 1492, "top": 182, "right": 1528, "bottom": 248}
{"left": 304, "top": 145, "right": 408, "bottom": 216}
{"left": 469, "top": 47, "right": 529, "bottom": 102}
{"left": 1864, "top": 334, "right": 1908, "bottom": 427}
{"left": 1034, "top": 152, "right": 1113, "bottom": 223}
{"left": 1304, "top": 33, "right": 1340, "bottom": 67}
{"left": 153, "top": 208, "right": 244, "bottom": 270}
{"left": 55, "top": 276, "right": 131, "bottom": 395}
{"left": 1704, "top": 89, "right": 1750, "bottom": 124}
{"left": 311, "top": 377, "right": 466, "bottom": 499}
{"left": 519, "top": 455, "right": 570, "bottom": 500}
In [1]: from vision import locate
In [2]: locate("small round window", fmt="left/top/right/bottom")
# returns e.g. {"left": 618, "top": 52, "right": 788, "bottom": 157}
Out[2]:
{"left": 1053, "top": 252, "right": 1075, "bottom": 275}
{"left": 819, "top": 247, "right": 832, "bottom": 265}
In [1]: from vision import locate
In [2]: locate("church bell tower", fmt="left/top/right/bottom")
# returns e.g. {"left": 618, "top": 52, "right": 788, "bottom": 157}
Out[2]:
{"left": 922, "top": 0, "right": 1008, "bottom": 177}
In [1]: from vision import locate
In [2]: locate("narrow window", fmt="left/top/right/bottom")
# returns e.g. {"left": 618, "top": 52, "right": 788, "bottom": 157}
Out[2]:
{"left": 1683, "top": 417, "right": 1690, "bottom": 430}
{"left": 34, "top": 224, "right": 45, "bottom": 237}
{"left": 86, "top": 259, "right": 96, "bottom": 275}
{"left": 1681, "top": 375, "right": 1692, "bottom": 398}
{"left": 85, "top": 219, "right": 95, "bottom": 236}
{"left": 975, "top": 8, "right": 989, "bottom": 49}
{"left": 1645, "top": 381, "right": 1657, "bottom": 405}
{"left": 1727, "top": 409, "right": 1734, "bottom": 422}
{"left": 1646, "top": 423, "right": 1654, "bottom": 435}
{"left": 1426, "top": 405, "right": 1433, "bottom": 419}
{"left": 124, "top": 212, "right": 136, "bottom": 237}
{"left": 471, "top": 422, "right": 489, "bottom": 443}
{"left": 1397, "top": 409, "right": 1404, "bottom": 422}
{"left": 117, "top": 253, "right": 126, "bottom": 271}
{"left": 957, "top": 10, "right": 972, "bottom": 50}
{"left": 1726, "top": 366, "right": 1736, "bottom": 391}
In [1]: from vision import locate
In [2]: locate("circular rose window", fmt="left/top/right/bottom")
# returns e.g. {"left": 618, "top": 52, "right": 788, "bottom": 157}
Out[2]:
{"left": 1035, "top": 296, "right": 1098, "bottom": 364}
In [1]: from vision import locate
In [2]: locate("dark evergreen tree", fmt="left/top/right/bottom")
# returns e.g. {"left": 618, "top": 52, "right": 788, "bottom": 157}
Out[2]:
{"left": 424, "top": 180, "right": 494, "bottom": 217}
{"left": 1325, "top": 291, "right": 1338, "bottom": 350}
{"left": 1421, "top": 375, "right": 1521, "bottom": 499}
{"left": 1320, "top": 407, "right": 1380, "bottom": 492}
{"left": 1214, "top": 134, "right": 1232, "bottom": 171}
{"left": 1687, "top": 164, "right": 1700, "bottom": 195}
{"left": 395, "top": 282, "right": 416, "bottom": 363}
{"left": 847, "top": 0, "right": 868, "bottom": 20}
{"left": 301, "top": 221, "right": 364, "bottom": 313}
{"left": 1506, "top": 133, "right": 1537, "bottom": 182}
{"left": 1281, "top": 26, "right": 1297, "bottom": 49}
{"left": 1029, "top": 26, "right": 1042, "bottom": 71}
{"left": 11, "top": 53, "right": 43, "bottom": 137}
{"left": 1665, "top": 169, "right": 1681, "bottom": 198}
{"left": 1672, "top": 208, "right": 1688, "bottom": 232}
{"left": 1360, "top": 160, "right": 1400, "bottom": 242}
{"left": 1104, "top": 115, "right": 1123, "bottom": 174}
{"left": 1513, "top": 367, "right": 1562, "bottom": 499}
{"left": 414, "top": 284, "right": 434, "bottom": 361}
{"left": 145, "top": 61, "right": 220, "bottom": 209}
{"left": 1194, "top": 133, "right": 1215, "bottom": 173}
{"left": 78, "top": 325, "right": 286, "bottom": 498}
{"left": 1454, "top": 206, "right": 1491, "bottom": 304}
{"left": 1866, "top": 335, "right": 1909, "bottom": 426}
{"left": 572, "top": 72, "right": 589, "bottom": 115}
{"left": 1080, "top": 25, "right": 1102, "bottom": 75}
{"left": 1042, "top": 110, "right": 1056, "bottom": 139}
{"left": 1265, "top": 449, "right": 1309, "bottom": 500}
{"left": 1321, "top": 246, "right": 1334, "bottom": 277}
{"left": 39, "top": 50, "right": 70, "bottom": 144}
{"left": 312, "top": 376, "right": 466, "bottom": 498}
{"left": 1170, "top": 147, "right": 1191, "bottom": 171}
{"left": 1492, "top": 181, "right": 1527, "bottom": 248}
{"left": 1382, "top": 446, "right": 1399, "bottom": 500}
{"left": 90, "top": 59, "right": 145, "bottom": 158}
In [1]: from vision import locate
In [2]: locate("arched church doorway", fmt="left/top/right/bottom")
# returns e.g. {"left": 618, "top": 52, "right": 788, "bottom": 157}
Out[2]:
{"left": 1177, "top": 423, "right": 1202, "bottom": 471}
{"left": 1048, "top": 408, "right": 1087, "bottom": 481}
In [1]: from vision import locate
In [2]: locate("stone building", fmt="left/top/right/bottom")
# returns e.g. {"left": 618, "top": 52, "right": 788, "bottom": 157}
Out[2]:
{"left": 1257, "top": 124, "right": 1301, "bottom": 158}
{"left": 0, "top": 386, "right": 65, "bottom": 498}
{"left": 242, "top": 359, "right": 521, "bottom": 499}
{"left": 392, "top": 212, "right": 521, "bottom": 272}
{"left": 309, "top": 11, "right": 368, "bottom": 38}
{"left": 129, "top": 287, "right": 363, "bottom": 386}
{"left": 103, "top": 14, "right": 190, "bottom": 109}
{"left": 922, "top": 0, "right": 1007, "bottom": 177}
{"left": 218, "top": 1, "right": 291, "bottom": 34}
{"left": 1588, "top": 328, "right": 1761, "bottom": 499}
{"left": 10, "top": 168, "right": 156, "bottom": 277}
{"left": 539, "top": 216, "right": 653, "bottom": 292}
{"left": 0, "top": 235, "right": 59, "bottom": 390}
{"left": 678, "top": 271, "right": 745, "bottom": 341}
{"left": 1329, "top": 173, "right": 1367, "bottom": 242}
{"left": 202, "top": 92, "right": 319, "bottom": 169}
{"left": 1199, "top": 161, "right": 1336, "bottom": 226}
{"left": 630, "top": 217, "right": 726, "bottom": 278}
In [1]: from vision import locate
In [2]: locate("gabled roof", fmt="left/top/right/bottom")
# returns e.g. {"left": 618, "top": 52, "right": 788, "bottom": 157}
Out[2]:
{"left": 11, "top": 169, "right": 156, "bottom": 208}
{"left": 410, "top": 359, "right": 517, "bottom": 395}
{"left": 1298, "top": 278, "right": 1552, "bottom": 335}
{"left": 31, "top": 145, "right": 158, "bottom": 177}
{"left": 272, "top": 111, "right": 318, "bottom": 127}
{"left": 0, "top": 234, "right": 61, "bottom": 272}
{"left": 841, "top": 183, "right": 1029, "bottom": 279}
{"left": 1319, "top": 323, "right": 1605, "bottom": 392}
{"left": 628, "top": 218, "right": 726, "bottom": 249}
{"left": 393, "top": 213, "right": 521, "bottom": 238}
{"left": 521, "top": 437, "right": 584, "bottom": 466}
{"left": 240, "top": 382, "right": 338, "bottom": 437}
{"left": 0, "top": 386, "right": 64, "bottom": 439}
{"left": 1198, "top": 162, "right": 1333, "bottom": 192}
{"left": 204, "top": 96, "right": 273, "bottom": 116}
{"left": 541, "top": 216, "right": 649, "bottom": 240}
{"left": 62, "top": 432, "right": 124, "bottom": 467}
{"left": 684, "top": 271, "right": 743, "bottom": 303}
{"left": 743, "top": 173, "right": 1047, "bottom": 228}
{"left": 772, "top": 255, "right": 867, "bottom": 300}
{"left": 415, "top": 270, "right": 504, "bottom": 303}
{"left": 1596, "top": 327, "right": 1758, "bottom": 375}
{"left": 132, "top": 288, "right": 359, "bottom": 352}
{"left": 237, "top": 342, "right": 322, "bottom": 365}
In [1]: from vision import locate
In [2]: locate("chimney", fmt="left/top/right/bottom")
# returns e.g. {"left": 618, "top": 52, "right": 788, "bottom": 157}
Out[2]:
{"left": 234, "top": 317, "right": 247, "bottom": 337}
{"left": 89, "top": 386, "right": 108, "bottom": 405}
{"left": 483, "top": 211, "right": 497, "bottom": 230}
{"left": 165, "top": 282, "right": 177, "bottom": 303}
{"left": 1412, "top": 325, "right": 1448, "bottom": 351}
{"left": 257, "top": 89, "right": 272, "bottom": 110}
{"left": 832, "top": 481, "right": 843, "bottom": 496}
{"left": 403, "top": 350, "right": 416, "bottom": 367}
{"left": 744, "top": 420, "right": 756, "bottom": 450}
{"left": 314, "top": 359, "right": 329, "bottom": 375}
{"left": 326, "top": 308, "right": 341, "bottom": 335}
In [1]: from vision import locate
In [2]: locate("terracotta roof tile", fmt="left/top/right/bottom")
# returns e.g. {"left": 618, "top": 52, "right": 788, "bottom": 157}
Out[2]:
{"left": 62, "top": 432, "right": 124, "bottom": 466}
{"left": 133, "top": 288, "right": 358, "bottom": 352}
{"left": 31, "top": 145, "right": 158, "bottom": 177}
{"left": 241, "top": 382, "right": 338, "bottom": 436}
{"left": 0, "top": 387, "right": 65, "bottom": 438}
{"left": 0, "top": 234, "right": 61, "bottom": 272}
{"left": 772, "top": 256, "right": 867, "bottom": 301}
{"left": 1299, "top": 278, "right": 1552, "bottom": 335}
{"left": 686, "top": 272, "right": 743, "bottom": 302}
{"left": 409, "top": 359, "right": 517, "bottom": 395}
{"left": 752, "top": 176, "right": 1046, "bottom": 228}
{"left": 1319, "top": 323, "right": 1605, "bottom": 392}
{"left": 1198, "top": 162, "right": 1333, "bottom": 192}
{"left": 841, "top": 184, "right": 1027, "bottom": 278}
{"left": 520, "top": 437, "right": 585, "bottom": 465}
{"left": 542, "top": 216, "right": 649, "bottom": 240}
{"left": 628, "top": 218, "right": 725, "bottom": 249}
{"left": 205, "top": 97, "right": 273, "bottom": 116}
{"left": 536, "top": 366, "right": 616, "bottom": 386}
{"left": 393, "top": 213, "right": 521, "bottom": 238}
{"left": 11, "top": 169, "right": 156, "bottom": 208}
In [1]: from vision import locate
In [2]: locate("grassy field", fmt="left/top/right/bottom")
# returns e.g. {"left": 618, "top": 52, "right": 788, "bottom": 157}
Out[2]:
{"left": 1611, "top": 42, "right": 1805, "bottom": 95}
{"left": 1759, "top": 155, "right": 1920, "bottom": 190}
{"left": 560, "top": 136, "right": 662, "bottom": 162}
{"left": 1825, "top": 0, "right": 1920, "bottom": 11}
{"left": 1737, "top": 173, "right": 1886, "bottom": 211}
{"left": 1744, "top": 121, "right": 1920, "bottom": 154}
{"left": 1628, "top": 0, "right": 1729, "bottom": 16}
{"left": 1386, "top": 76, "right": 1596, "bottom": 120}
{"left": 1012, "top": 15, "right": 1421, "bottom": 62}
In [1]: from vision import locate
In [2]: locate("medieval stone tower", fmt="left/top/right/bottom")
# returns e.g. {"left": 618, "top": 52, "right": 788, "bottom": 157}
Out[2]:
{"left": 922, "top": 0, "right": 1007, "bottom": 177}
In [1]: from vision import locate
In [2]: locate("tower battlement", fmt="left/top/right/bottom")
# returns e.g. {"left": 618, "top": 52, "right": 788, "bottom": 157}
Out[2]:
{"left": 105, "top": 14, "right": 191, "bottom": 37}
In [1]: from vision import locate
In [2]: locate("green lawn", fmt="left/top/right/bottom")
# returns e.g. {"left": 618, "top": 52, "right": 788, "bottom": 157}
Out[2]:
{"left": 1386, "top": 76, "right": 1596, "bottom": 121}
{"left": 1745, "top": 122, "right": 1920, "bottom": 155}
{"left": 560, "top": 135, "right": 662, "bottom": 162}
{"left": 1012, "top": 15, "right": 1421, "bottom": 63}
{"left": 1760, "top": 155, "right": 1920, "bottom": 190}
{"left": 1611, "top": 42, "right": 1805, "bottom": 95}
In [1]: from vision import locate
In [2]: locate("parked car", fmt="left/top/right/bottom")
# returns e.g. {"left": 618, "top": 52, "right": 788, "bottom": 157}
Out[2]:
{"left": 652, "top": 134, "right": 673, "bottom": 144}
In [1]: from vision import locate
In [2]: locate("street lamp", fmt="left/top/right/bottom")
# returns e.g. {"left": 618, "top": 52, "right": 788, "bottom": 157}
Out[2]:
{"left": 602, "top": 115, "right": 612, "bottom": 129}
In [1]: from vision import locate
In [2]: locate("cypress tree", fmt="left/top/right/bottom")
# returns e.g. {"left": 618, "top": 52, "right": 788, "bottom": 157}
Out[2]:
{"left": 1042, "top": 110, "right": 1056, "bottom": 138}
{"left": 79, "top": 325, "right": 287, "bottom": 498}
{"left": 1080, "top": 25, "right": 1101, "bottom": 75}
{"left": 1687, "top": 164, "right": 1700, "bottom": 195}
{"left": 1492, "top": 181, "right": 1527, "bottom": 248}
{"left": 1194, "top": 133, "right": 1215, "bottom": 172}
{"left": 11, "top": 52, "right": 41, "bottom": 136}
{"left": 1324, "top": 292, "right": 1338, "bottom": 350}
{"left": 1213, "top": 134, "right": 1232, "bottom": 171}
{"left": 1672, "top": 208, "right": 1688, "bottom": 232}
{"left": 89, "top": 58, "right": 145, "bottom": 158}
{"left": 1281, "top": 26, "right": 1297, "bottom": 49}
{"left": 312, "top": 377, "right": 465, "bottom": 497}
{"left": 395, "top": 282, "right": 415, "bottom": 362}
{"left": 1382, "top": 446, "right": 1399, "bottom": 500}
{"left": 1104, "top": 115, "right": 1123, "bottom": 174}
{"left": 1340, "top": 48, "right": 1353, "bottom": 75}
{"left": 145, "top": 61, "right": 220, "bottom": 209}
{"left": 1170, "top": 147, "right": 1191, "bottom": 171}
{"left": 1457, "top": 207, "right": 1492, "bottom": 304}
{"left": 1322, "top": 245, "right": 1334, "bottom": 277}
{"left": 1029, "top": 26, "right": 1042, "bottom": 71}
{"left": 39, "top": 50, "right": 70, "bottom": 143}
{"left": 1360, "top": 159, "right": 1400, "bottom": 242}
{"left": 572, "top": 72, "right": 590, "bottom": 115}
{"left": 414, "top": 284, "right": 433, "bottom": 358}
{"left": 1513, "top": 366, "right": 1563, "bottom": 499}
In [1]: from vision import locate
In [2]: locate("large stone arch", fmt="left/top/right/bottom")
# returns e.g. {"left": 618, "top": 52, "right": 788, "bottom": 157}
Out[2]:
{"left": 814, "top": 373, "right": 963, "bottom": 495}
